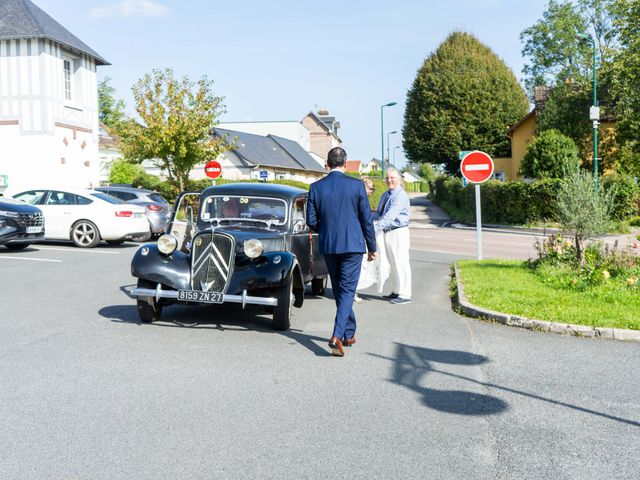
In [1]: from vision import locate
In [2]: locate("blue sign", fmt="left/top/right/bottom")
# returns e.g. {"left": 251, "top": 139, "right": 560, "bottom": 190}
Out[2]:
{"left": 259, "top": 170, "right": 268, "bottom": 179}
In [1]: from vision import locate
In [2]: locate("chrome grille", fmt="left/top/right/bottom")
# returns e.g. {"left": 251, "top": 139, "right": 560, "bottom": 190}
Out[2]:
{"left": 191, "top": 232, "right": 235, "bottom": 293}
{"left": 17, "top": 212, "right": 44, "bottom": 227}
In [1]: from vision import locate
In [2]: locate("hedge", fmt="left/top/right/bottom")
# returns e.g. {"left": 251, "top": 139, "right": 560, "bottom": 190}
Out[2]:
{"left": 431, "top": 174, "right": 639, "bottom": 225}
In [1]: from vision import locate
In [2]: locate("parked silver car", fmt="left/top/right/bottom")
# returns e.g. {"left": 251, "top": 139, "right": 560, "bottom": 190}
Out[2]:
{"left": 95, "top": 186, "right": 171, "bottom": 236}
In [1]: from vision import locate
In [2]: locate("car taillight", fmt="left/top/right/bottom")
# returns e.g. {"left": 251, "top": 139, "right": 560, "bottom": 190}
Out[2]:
{"left": 115, "top": 210, "right": 133, "bottom": 217}
{"left": 146, "top": 204, "right": 163, "bottom": 212}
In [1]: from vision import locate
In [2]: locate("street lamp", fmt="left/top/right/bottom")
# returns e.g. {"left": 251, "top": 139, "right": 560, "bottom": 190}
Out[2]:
{"left": 577, "top": 31, "right": 599, "bottom": 190}
{"left": 387, "top": 130, "right": 397, "bottom": 167}
{"left": 393, "top": 145, "right": 401, "bottom": 166}
{"left": 380, "top": 102, "right": 397, "bottom": 179}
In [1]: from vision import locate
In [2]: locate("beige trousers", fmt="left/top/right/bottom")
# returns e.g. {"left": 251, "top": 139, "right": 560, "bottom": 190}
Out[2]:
{"left": 384, "top": 227, "right": 412, "bottom": 298}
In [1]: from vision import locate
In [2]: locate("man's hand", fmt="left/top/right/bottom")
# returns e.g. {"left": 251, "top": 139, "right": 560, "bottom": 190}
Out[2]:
{"left": 367, "top": 252, "right": 377, "bottom": 262}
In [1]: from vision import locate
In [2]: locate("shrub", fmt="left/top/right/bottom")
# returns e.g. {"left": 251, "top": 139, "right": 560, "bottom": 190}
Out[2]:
{"left": 520, "top": 129, "right": 580, "bottom": 179}
{"left": 108, "top": 159, "right": 145, "bottom": 185}
{"left": 556, "top": 170, "right": 615, "bottom": 262}
{"left": 600, "top": 173, "right": 640, "bottom": 221}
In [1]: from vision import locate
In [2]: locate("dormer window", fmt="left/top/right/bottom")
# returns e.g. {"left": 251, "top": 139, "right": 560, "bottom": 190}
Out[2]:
{"left": 63, "top": 58, "right": 72, "bottom": 100}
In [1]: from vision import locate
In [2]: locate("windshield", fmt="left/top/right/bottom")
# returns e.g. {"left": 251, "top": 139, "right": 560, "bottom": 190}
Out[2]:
{"left": 201, "top": 195, "right": 288, "bottom": 226}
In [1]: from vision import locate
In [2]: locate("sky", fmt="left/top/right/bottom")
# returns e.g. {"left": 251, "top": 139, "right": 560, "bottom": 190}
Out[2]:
{"left": 35, "top": 0, "right": 550, "bottom": 168}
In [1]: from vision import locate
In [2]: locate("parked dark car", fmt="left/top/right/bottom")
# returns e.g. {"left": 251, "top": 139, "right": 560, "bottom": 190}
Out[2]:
{"left": 0, "top": 196, "right": 44, "bottom": 249}
{"left": 95, "top": 186, "right": 171, "bottom": 236}
{"left": 129, "top": 183, "right": 329, "bottom": 330}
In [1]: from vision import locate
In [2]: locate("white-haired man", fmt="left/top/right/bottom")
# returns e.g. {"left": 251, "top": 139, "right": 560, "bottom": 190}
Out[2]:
{"left": 375, "top": 167, "right": 411, "bottom": 304}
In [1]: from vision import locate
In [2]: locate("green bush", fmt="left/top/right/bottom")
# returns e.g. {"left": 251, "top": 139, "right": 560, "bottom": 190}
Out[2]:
{"left": 601, "top": 173, "right": 640, "bottom": 221}
{"left": 520, "top": 129, "right": 580, "bottom": 179}
{"left": 108, "top": 159, "right": 145, "bottom": 185}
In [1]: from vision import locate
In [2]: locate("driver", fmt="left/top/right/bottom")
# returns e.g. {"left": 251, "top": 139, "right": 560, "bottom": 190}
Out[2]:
{"left": 220, "top": 198, "right": 241, "bottom": 218}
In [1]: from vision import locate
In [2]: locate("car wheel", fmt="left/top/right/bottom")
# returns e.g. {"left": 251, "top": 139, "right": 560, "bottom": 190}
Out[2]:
{"left": 5, "top": 243, "right": 30, "bottom": 250}
{"left": 311, "top": 276, "right": 327, "bottom": 296}
{"left": 273, "top": 275, "right": 293, "bottom": 331}
{"left": 106, "top": 239, "right": 126, "bottom": 246}
{"left": 71, "top": 220, "right": 100, "bottom": 248}
{"left": 136, "top": 279, "right": 162, "bottom": 323}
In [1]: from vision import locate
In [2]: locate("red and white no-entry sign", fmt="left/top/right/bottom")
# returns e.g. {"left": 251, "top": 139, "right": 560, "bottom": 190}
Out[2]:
{"left": 460, "top": 151, "right": 494, "bottom": 184}
{"left": 204, "top": 160, "right": 222, "bottom": 179}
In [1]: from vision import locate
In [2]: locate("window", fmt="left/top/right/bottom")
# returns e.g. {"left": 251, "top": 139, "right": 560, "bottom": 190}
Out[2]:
{"left": 47, "top": 191, "right": 77, "bottom": 205}
{"left": 292, "top": 198, "right": 307, "bottom": 232}
{"left": 63, "top": 59, "right": 72, "bottom": 101}
{"left": 14, "top": 190, "right": 46, "bottom": 205}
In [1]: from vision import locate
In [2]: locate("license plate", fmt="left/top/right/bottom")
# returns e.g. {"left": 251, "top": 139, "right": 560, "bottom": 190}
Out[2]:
{"left": 177, "top": 289, "right": 223, "bottom": 304}
{"left": 26, "top": 226, "right": 43, "bottom": 234}
{"left": 134, "top": 213, "right": 144, "bottom": 218}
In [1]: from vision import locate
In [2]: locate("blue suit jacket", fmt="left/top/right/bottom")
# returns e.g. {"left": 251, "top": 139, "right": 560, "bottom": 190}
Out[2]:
{"left": 307, "top": 170, "right": 377, "bottom": 255}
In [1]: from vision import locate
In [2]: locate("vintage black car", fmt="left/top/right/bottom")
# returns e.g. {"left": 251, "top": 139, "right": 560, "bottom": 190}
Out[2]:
{"left": 0, "top": 196, "right": 45, "bottom": 249}
{"left": 129, "top": 183, "right": 329, "bottom": 330}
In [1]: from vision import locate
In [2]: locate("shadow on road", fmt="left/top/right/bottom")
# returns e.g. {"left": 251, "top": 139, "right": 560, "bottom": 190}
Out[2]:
{"left": 372, "top": 343, "right": 508, "bottom": 416}
{"left": 372, "top": 342, "right": 640, "bottom": 426}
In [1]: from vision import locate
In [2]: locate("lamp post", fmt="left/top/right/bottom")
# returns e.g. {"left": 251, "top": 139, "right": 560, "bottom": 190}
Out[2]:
{"left": 577, "top": 32, "right": 599, "bottom": 190}
{"left": 380, "top": 102, "right": 397, "bottom": 180}
{"left": 393, "top": 145, "right": 400, "bottom": 166}
{"left": 387, "top": 130, "right": 397, "bottom": 167}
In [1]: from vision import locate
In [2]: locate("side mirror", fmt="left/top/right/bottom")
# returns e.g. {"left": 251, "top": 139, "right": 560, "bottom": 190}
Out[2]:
{"left": 293, "top": 218, "right": 307, "bottom": 233}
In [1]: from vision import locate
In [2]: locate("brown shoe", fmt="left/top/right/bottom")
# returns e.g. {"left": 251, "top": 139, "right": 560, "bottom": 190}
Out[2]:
{"left": 328, "top": 336, "right": 344, "bottom": 357}
{"left": 343, "top": 337, "right": 356, "bottom": 347}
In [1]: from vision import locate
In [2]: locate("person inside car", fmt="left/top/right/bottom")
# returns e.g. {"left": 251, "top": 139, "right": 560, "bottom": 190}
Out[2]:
{"left": 220, "top": 198, "right": 241, "bottom": 218}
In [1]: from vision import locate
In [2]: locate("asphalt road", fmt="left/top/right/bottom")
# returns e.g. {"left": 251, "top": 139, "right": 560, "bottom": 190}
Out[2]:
{"left": 1, "top": 241, "right": 639, "bottom": 480}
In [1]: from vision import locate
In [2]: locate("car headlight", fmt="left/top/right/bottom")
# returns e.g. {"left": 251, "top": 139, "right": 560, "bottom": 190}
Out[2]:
{"left": 244, "top": 238, "right": 264, "bottom": 259}
{"left": 0, "top": 210, "right": 19, "bottom": 218}
{"left": 157, "top": 234, "right": 178, "bottom": 255}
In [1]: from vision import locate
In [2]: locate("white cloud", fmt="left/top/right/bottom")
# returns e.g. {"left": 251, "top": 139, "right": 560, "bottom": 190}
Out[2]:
{"left": 88, "top": 0, "right": 169, "bottom": 20}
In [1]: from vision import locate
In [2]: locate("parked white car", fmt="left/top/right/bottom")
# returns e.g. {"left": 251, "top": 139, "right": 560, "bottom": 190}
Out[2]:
{"left": 12, "top": 188, "right": 150, "bottom": 247}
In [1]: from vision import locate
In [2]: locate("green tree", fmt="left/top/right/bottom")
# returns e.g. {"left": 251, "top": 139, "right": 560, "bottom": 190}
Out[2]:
{"left": 520, "top": 0, "right": 629, "bottom": 171}
{"left": 556, "top": 169, "right": 614, "bottom": 262}
{"left": 108, "top": 159, "right": 144, "bottom": 184}
{"left": 116, "top": 68, "right": 229, "bottom": 190}
{"left": 403, "top": 32, "right": 529, "bottom": 174}
{"left": 521, "top": 129, "right": 580, "bottom": 179}
{"left": 610, "top": 0, "right": 640, "bottom": 163}
{"left": 98, "top": 76, "right": 127, "bottom": 128}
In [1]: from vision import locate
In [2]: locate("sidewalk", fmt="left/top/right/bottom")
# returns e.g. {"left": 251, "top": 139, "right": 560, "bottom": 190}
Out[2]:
{"left": 407, "top": 192, "right": 639, "bottom": 248}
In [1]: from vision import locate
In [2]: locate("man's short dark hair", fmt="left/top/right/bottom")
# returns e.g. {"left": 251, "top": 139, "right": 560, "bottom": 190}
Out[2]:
{"left": 327, "top": 147, "right": 347, "bottom": 169}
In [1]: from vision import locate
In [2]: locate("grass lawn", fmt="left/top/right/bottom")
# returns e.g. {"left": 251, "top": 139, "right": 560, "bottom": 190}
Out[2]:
{"left": 456, "top": 260, "right": 640, "bottom": 331}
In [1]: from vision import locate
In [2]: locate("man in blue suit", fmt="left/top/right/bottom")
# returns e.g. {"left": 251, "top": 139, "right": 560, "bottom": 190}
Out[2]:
{"left": 307, "top": 147, "right": 377, "bottom": 357}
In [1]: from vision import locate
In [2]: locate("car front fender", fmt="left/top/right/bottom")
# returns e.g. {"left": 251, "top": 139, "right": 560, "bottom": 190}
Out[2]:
{"left": 131, "top": 243, "right": 191, "bottom": 291}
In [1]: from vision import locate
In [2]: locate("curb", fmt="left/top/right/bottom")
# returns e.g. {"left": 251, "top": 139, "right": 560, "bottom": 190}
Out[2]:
{"left": 452, "top": 262, "right": 640, "bottom": 343}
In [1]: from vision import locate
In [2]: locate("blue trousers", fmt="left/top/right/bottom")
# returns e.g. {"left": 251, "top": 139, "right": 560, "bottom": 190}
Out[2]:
{"left": 323, "top": 253, "right": 362, "bottom": 340}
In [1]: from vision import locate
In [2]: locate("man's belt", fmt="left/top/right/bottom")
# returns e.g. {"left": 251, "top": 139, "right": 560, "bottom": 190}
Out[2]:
{"left": 383, "top": 225, "right": 408, "bottom": 233}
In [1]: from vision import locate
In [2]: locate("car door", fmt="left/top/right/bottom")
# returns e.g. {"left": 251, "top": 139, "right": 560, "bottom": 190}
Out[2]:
{"left": 40, "top": 190, "right": 77, "bottom": 239}
{"left": 167, "top": 192, "right": 200, "bottom": 252}
{"left": 289, "top": 197, "right": 312, "bottom": 279}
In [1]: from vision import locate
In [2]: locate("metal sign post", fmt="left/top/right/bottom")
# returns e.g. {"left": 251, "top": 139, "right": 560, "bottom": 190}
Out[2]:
{"left": 460, "top": 150, "right": 494, "bottom": 260}
{"left": 475, "top": 184, "right": 483, "bottom": 259}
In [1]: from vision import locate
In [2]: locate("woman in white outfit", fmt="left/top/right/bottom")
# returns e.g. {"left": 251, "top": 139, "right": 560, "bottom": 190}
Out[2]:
{"left": 355, "top": 178, "right": 390, "bottom": 301}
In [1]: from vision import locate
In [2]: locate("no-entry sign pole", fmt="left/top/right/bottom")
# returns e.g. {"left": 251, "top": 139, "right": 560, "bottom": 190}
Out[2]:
{"left": 460, "top": 150, "right": 494, "bottom": 260}
{"left": 474, "top": 184, "right": 483, "bottom": 259}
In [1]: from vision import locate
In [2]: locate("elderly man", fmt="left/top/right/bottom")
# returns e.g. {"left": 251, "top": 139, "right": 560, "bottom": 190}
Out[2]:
{"left": 375, "top": 167, "right": 411, "bottom": 304}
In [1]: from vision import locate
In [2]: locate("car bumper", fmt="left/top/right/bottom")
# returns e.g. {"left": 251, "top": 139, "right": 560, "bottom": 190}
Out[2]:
{"left": 131, "top": 284, "right": 278, "bottom": 308}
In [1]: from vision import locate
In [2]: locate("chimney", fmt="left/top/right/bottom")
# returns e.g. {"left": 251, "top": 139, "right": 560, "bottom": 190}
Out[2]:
{"left": 534, "top": 86, "right": 550, "bottom": 112}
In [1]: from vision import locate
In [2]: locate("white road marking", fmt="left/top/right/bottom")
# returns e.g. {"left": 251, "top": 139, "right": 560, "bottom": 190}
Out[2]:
{"left": 37, "top": 246, "right": 121, "bottom": 255}
{"left": 0, "top": 256, "right": 61, "bottom": 263}
{"left": 464, "top": 164, "right": 490, "bottom": 171}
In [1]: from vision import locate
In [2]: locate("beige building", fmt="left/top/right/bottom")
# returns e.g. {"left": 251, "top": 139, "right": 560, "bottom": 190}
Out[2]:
{"left": 302, "top": 109, "right": 342, "bottom": 161}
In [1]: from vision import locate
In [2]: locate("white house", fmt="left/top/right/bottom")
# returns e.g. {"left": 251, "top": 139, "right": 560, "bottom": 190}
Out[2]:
{"left": 0, "top": 0, "right": 108, "bottom": 195}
